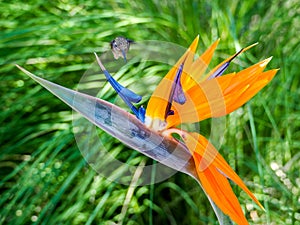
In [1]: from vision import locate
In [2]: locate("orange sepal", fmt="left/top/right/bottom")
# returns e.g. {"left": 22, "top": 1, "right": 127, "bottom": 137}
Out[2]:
{"left": 146, "top": 36, "right": 200, "bottom": 123}
{"left": 190, "top": 39, "right": 220, "bottom": 82}
{"left": 166, "top": 58, "right": 278, "bottom": 127}
{"left": 195, "top": 158, "right": 249, "bottom": 225}
{"left": 177, "top": 131, "right": 264, "bottom": 224}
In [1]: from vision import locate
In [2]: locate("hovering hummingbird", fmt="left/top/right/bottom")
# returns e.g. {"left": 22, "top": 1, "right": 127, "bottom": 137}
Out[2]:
{"left": 110, "top": 37, "right": 133, "bottom": 63}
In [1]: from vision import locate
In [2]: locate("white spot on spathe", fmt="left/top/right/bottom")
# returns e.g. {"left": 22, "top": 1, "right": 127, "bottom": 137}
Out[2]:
{"left": 144, "top": 116, "right": 152, "bottom": 127}
{"left": 145, "top": 116, "right": 167, "bottom": 132}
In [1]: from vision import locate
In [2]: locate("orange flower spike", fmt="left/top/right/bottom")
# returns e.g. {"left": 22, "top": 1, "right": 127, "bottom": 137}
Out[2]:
{"left": 237, "top": 69, "right": 278, "bottom": 104}
{"left": 166, "top": 57, "right": 277, "bottom": 126}
{"left": 145, "top": 36, "right": 199, "bottom": 130}
{"left": 190, "top": 132, "right": 264, "bottom": 210}
{"left": 220, "top": 58, "right": 277, "bottom": 114}
{"left": 146, "top": 37, "right": 222, "bottom": 129}
{"left": 164, "top": 129, "right": 262, "bottom": 225}
{"left": 164, "top": 35, "right": 199, "bottom": 81}
{"left": 146, "top": 38, "right": 278, "bottom": 131}
{"left": 196, "top": 163, "right": 249, "bottom": 225}
{"left": 223, "top": 57, "right": 272, "bottom": 95}
{"left": 145, "top": 37, "right": 278, "bottom": 223}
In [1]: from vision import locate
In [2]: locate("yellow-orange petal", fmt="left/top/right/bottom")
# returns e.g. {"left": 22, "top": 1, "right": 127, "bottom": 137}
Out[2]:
{"left": 231, "top": 69, "right": 278, "bottom": 111}
{"left": 197, "top": 162, "right": 249, "bottom": 224}
{"left": 171, "top": 130, "right": 258, "bottom": 224}
{"left": 146, "top": 37, "right": 278, "bottom": 130}
{"left": 223, "top": 57, "right": 272, "bottom": 95}
{"left": 165, "top": 59, "right": 277, "bottom": 127}
{"left": 165, "top": 35, "right": 199, "bottom": 81}
{"left": 190, "top": 38, "right": 220, "bottom": 83}
{"left": 145, "top": 36, "right": 200, "bottom": 130}
{"left": 189, "top": 132, "right": 264, "bottom": 210}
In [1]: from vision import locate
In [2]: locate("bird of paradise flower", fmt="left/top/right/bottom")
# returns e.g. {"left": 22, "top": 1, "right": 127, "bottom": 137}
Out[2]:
{"left": 17, "top": 35, "right": 278, "bottom": 225}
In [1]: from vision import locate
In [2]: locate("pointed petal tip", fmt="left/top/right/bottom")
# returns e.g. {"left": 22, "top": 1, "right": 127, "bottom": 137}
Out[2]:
{"left": 16, "top": 64, "right": 40, "bottom": 81}
{"left": 94, "top": 52, "right": 106, "bottom": 71}
{"left": 94, "top": 52, "right": 99, "bottom": 60}
{"left": 93, "top": 52, "right": 98, "bottom": 59}
{"left": 254, "top": 199, "right": 265, "bottom": 212}
{"left": 260, "top": 57, "right": 273, "bottom": 68}
{"left": 210, "top": 38, "right": 220, "bottom": 48}
{"left": 16, "top": 64, "right": 29, "bottom": 74}
{"left": 16, "top": 64, "right": 24, "bottom": 71}
{"left": 189, "top": 35, "right": 200, "bottom": 51}
{"left": 16, "top": 64, "right": 22, "bottom": 70}
{"left": 193, "top": 35, "right": 199, "bottom": 43}
{"left": 270, "top": 68, "right": 280, "bottom": 74}
{"left": 243, "top": 42, "right": 259, "bottom": 52}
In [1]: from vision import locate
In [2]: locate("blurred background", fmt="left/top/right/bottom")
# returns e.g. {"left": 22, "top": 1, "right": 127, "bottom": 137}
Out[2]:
{"left": 1, "top": 0, "right": 299, "bottom": 224}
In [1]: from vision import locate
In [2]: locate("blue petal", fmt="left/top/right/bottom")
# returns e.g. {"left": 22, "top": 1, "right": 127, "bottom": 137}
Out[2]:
{"left": 164, "top": 61, "right": 186, "bottom": 119}
{"left": 103, "top": 70, "right": 142, "bottom": 103}
{"left": 173, "top": 62, "right": 186, "bottom": 104}
{"left": 173, "top": 79, "right": 186, "bottom": 104}
{"left": 207, "top": 62, "right": 229, "bottom": 80}
{"left": 207, "top": 48, "right": 244, "bottom": 80}
{"left": 167, "top": 110, "right": 174, "bottom": 116}
{"left": 94, "top": 53, "right": 144, "bottom": 122}
{"left": 137, "top": 106, "right": 146, "bottom": 123}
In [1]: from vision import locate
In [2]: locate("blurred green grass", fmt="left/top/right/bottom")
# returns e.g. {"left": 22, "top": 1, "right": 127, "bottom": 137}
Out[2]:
{"left": 1, "top": 0, "right": 299, "bottom": 224}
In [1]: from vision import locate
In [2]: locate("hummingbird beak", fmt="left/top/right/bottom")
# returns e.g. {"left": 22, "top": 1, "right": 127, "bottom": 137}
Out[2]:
{"left": 121, "top": 49, "right": 127, "bottom": 63}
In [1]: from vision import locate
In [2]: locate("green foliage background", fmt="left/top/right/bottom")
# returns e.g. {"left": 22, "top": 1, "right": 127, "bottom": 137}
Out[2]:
{"left": 1, "top": 0, "right": 299, "bottom": 224}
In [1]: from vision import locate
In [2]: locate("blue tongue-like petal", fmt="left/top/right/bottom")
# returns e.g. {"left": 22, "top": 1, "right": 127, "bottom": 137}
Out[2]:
{"left": 208, "top": 48, "right": 244, "bottom": 80}
{"left": 102, "top": 69, "right": 142, "bottom": 103}
{"left": 94, "top": 53, "right": 145, "bottom": 122}
{"left": 207, "top": 62, "right": 230, "bottom": 80}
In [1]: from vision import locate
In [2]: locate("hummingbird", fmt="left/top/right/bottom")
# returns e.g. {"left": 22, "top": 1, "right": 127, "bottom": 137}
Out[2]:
{"left": 110, "top": 36, "right": 133, "bottom": 63}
